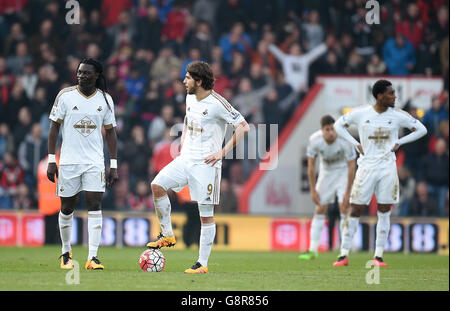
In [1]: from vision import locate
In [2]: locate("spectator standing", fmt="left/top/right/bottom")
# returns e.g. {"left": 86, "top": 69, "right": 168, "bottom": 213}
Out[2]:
{"left": 107, "top": 10, "right": 136, "bottom": 50}
{"left": 0, "top": 123, "right": 14, "bottom": 159}
{"left": 268, "top": 35, "right": 332, "bottom": 95}
{"left": 395, "top": 2, "right": 425, "bottom": 50}
{"left": 135, "top": 5, "right": 163, "bottom": 53}
{"left": 419, "top": 138, "right": 449, "bottom": 216}
{"left": 150, "top": 46, "right": 182, "bottom": 81}
{"left": 409, "top": 181, "right": 439, "bottom": 216}
{"left": 0, "top": 152, "right": 24, "bottom": 199}
{"left": 383, "top": 33, "right": 416, "bottom": 75}
{"left": 302, "top": 10, "right": 325, "bottom": 52}
{"left": 187, "top": 21, "right": 214, "bottom": 62}
{"left": 100, "top": 0, "right": 133, "bottom": 28}
{"left": 122, "top": 125, "right": 151, "bottom": 190}
{"left": 2, "top": 22, "right": 26, "bottom": 57}
{"left": 217, "top": 179, "right": 238, "bottom": 213}
{"left": 18, "top": 123, "right": 47, "bottom": 190}
{"left": 12, "top": 106, "right": 32, "bottom": 150}
{"left": 127, "top": 180, "right": 154, "bottom": 211}
{"left": 396, "top": 166, "right": 416, "bottom": 216}
{"left": 422, "top": 95, "right": 449, "bottom": 137}
{"left": 20, "top": 62, "right": 38, "bottom": 100}
{"left": 218, "top": 22, "right": 252, "bottom": 65}
{"left": 6, "top": 41, "right": 32, "bottom": 75}
{"left": 367, "top": 54, "right": 387, "bottom": 75}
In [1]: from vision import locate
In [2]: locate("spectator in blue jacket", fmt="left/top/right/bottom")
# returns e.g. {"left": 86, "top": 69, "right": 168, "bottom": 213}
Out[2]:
{"left": 383, "top": 33, "right": 416, "bottom": 75}
{"left": 422, "top": 95, "right": 449, "bottom": 136}
{"left": 218, "top": 22, "right": 252, "bottom": 64}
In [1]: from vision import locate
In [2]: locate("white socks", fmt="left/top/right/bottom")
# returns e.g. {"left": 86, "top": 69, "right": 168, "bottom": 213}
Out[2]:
{"left": 154, "top": 195, "right": 173, "bottom": 237}
{"left": 59, "top": 211, "right": 73, "bottom": 254}
{"left": 198, "top": 222, "right": 216, "bottom": 267}
{"left": 309, "top": 214, "right": 325, "bottom": 253}
{"left": 374, "top": 210, "right": 391, "bottom": 258}
{"left": 88, "top": 210, "right": 102, "bottom": 260}
{"left": 339, "top": 213, "right": 349, "bottom": 240}
{"left": 340, "top": 216, "right": 359, "bottom": 257}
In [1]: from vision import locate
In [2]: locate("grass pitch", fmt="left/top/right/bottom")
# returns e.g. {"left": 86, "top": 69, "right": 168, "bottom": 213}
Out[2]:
{"left": 0, "top": 246, "right": 448, "bottom": 291}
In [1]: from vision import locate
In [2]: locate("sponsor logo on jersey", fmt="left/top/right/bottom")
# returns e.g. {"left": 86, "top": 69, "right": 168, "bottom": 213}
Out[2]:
{"left": 73, "top": 116, "right": 97, "bottom": 137}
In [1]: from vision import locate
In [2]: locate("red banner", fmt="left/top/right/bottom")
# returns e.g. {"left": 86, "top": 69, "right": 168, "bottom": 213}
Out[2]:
{"left": 0, "top": 213, "right": 44, "bottom": 246}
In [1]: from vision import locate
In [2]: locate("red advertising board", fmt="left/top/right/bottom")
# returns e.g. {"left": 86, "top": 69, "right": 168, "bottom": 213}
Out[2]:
{"left": 0, "top": 213, "right": 44, "bottom": 246}
{"left": 0, "top": 215, "right": 17, "bottom": 246}
{"left": 271, "top": 219, "right": 302, "bottom": 251}
{"left": 21, "top": 215, "right": 45, "bottom": 246}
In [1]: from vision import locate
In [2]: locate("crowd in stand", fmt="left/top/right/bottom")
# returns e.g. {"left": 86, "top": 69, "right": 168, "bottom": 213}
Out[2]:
{"left": 0, "top": 0, "right": 448, "bottom": 216}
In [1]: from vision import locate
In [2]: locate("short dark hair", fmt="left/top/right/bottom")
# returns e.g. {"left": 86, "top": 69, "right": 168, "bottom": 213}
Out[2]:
{"left": 372, "top": 79, "right": 392, "bottom": 99}
{"left": 321, "top": 115, "right": 335, "bottom": 127}
{"left": 186, "top": 61, "right": 214, "bottom": 90}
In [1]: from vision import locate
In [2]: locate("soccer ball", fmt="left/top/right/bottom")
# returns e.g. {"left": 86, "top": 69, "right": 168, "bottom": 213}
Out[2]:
{"left": 139, "top": 249, "right": 166, "bottom": 272}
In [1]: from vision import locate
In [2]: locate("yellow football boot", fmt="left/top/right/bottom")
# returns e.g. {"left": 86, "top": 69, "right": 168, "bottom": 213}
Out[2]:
{"left": 146, "top": 233, "right": 176, "bottom": 249}
{"left": 85, "top": 256, "right": 104, "bottom": 270}
{"left": 184, "top": 262, "right": 208, "bottom": 274}
{"left": 59, "top": 252, "right": 74, "bottom": 270}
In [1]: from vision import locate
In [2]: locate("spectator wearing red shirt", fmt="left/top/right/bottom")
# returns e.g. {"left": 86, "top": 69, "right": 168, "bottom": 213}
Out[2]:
{"left": 127, "top": 180, "right": 154, "bottom": 211}
{"left": 101, "top": 0, "right": 132, "bottom": 28}
{"left": 395, "top": 2, "right": 425, "bottom": 49}
{"left": 0, "top": 57, "right": 14, "bottom": 111}
{"left": 0, "top": 0, "right": 27, "bottom": 14}
{"left": 0, "top": 152, "right": 24, "bottom": 197}
{"left": 161, "top": 2, "right": 189, "bottom": 44}
{"left": 210, "top": 62, "right": 231, "bottom": 95}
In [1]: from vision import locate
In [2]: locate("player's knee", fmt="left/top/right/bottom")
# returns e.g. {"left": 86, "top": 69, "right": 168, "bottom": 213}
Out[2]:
{"left": 151, "top": 183, "right": 166, "bottom": 198}
{"left": 198, "top": 204, "right": 214, "bottom": 219}
{"left": 61, "top": 206, "right": 74, "bottom": 215}
{"left": 87, "top": 198, "right": 102, "bottom": 211}
{"left": 377, "top": 204, "right": 391, "bottom": 213}
{"left": 315, "top": 205, "right": 327, "bottom": 214}
{"left": 60, "top": 196, "right": 76, "bottom": 215}
{"left": 350, "top": 205, "right": 363, "bottom": 217}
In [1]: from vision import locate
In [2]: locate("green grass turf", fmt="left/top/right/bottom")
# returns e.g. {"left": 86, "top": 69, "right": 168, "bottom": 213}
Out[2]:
{"left": 0, "top": 246, "right": 448, "bottom": 291}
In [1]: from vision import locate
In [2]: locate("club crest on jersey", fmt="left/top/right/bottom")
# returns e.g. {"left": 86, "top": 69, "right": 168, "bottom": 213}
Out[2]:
{"left": 97, "top": 106, "right": 102, "bottom": 112}
{"left": 73, "top": 116, "right": 97, "bottom": 137}
{"left": 202, "top": 109, "right": 208, "bottom": 116}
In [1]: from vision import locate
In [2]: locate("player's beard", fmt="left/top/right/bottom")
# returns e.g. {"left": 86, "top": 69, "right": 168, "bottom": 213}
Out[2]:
{"left": 187, "top": 84, "right": 198, "bottom": 95}
{"left": 384, "top": 99, "right": 395, "bottom": 108}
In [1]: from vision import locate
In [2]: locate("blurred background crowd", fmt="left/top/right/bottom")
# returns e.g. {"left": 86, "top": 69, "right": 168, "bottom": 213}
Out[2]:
{"left": 0, "top": 0, "right": 448, "bottom": 217}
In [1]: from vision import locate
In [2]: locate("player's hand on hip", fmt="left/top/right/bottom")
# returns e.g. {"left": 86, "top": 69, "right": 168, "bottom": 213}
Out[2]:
{"left": 311, "top": 190, "right": 321, "bottom": 206}
{"left": 107, "top": 168, "right": 119, "bottom": 187}
{"left": 356, "top": 144, "right": 364, "bottom": 155}
{"left": 204, "top": 150, "right": 224, "bottom": 166}
{"left": 343, "top": 192, "right": 351, "bottom": 208}
{"left": 391, "top": 143, "right": 400, "bottom": 152}
{"left": 47, "top": 163, "right": 58, "bottom": 183}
